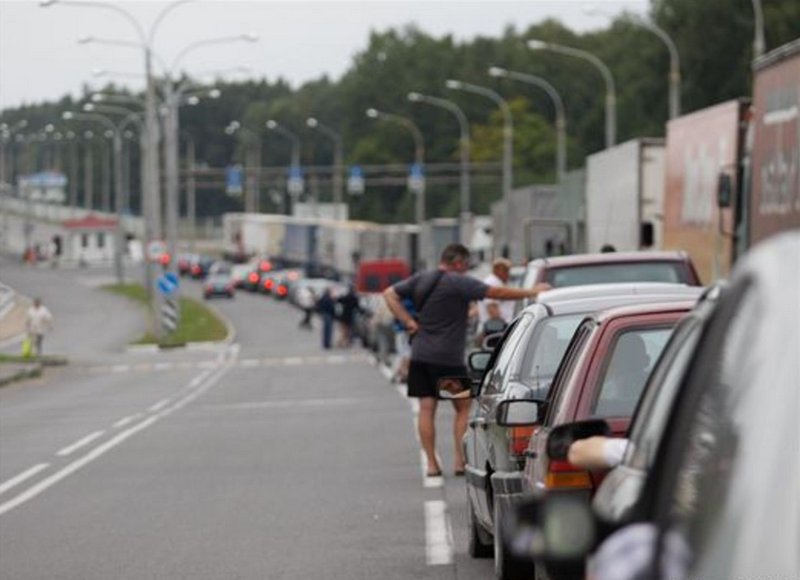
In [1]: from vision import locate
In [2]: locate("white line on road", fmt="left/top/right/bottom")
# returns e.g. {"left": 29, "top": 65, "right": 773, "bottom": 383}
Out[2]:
{"left": 0, "top": 464, "right": 49, "bottom": 497}
{"left": 56, "top": 431, "right": 105, "bottom": 457}
{"left": 0, "top": 362, "right": 234, "bottom": 518}
{"left": 239, "top": 359, "right": 259, "bottom": 368}
{"left": 111, "top": 364, "right": 130, "bottom": 373}
{"left": 283, "top": 357, "right": 303, "bottom": 366}
{"left": 425, "top": 500, "right": 454, "bottom": 565}
{"left": 153, "top": 362, "right": 174, "bottom": 371}
{"left": 113, "top": 414, "right": 142, "bottom": 429}
{"left": 148, "top": 399, "right": 171, "bottom": 413}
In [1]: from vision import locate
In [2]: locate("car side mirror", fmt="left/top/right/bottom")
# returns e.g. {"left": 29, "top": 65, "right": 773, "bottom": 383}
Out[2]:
{"left": 547, "top": 419, "right": 611, "bottom": 461}
{"left": 495, "top": 399, "right": 540, "bottom": 426}
{"left": 505, "top": 494, "right": 595, "bottom": 575}
{"left": 482, "top": 332, "right": 504, "bottom": 351}
{"left": 468, "top": 351, "right": 493, "bottom": 373}
{"left": 436, "top": 376, "right": 475, "bottom": 400}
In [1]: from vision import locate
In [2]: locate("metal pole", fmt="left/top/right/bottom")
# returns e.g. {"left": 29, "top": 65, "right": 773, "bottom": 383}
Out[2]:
{"left": 752, "top": 0, "right": 766, "bottom": 59}
{"left": 102, "top": 136, "right": 111, "bottom": 211}
{"left": 112, "top": 133, "right": 125, "bottom": 283}
{"left": 186, "top": 137, "right": 196, "bottom": 253}
{"left": 143, "top": 48, "right": 160, "bottom": 337}
{"left": 69, "top": 137, "right": 79, "bottom": 206}
{"left": 84, "top": 140, "right": 94, "bottom": 209}
{"left": 164, "top": 88, "right": 180, "bottom": 274}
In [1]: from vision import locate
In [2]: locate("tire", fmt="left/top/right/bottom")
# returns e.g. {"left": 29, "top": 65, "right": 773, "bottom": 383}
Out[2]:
{"left": 493, "top": 493, "right": 533, "bottom": 580}
{"left": 468, "top": 496, "right": 493, "bottom": 559}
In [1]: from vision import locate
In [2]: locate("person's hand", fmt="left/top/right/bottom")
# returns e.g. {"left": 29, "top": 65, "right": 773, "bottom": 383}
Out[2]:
{"left": 530, "top": 282, "right": 552, "bottom": 299}
{"left": 406, "top": 319, "right": 420, "bottom": 335}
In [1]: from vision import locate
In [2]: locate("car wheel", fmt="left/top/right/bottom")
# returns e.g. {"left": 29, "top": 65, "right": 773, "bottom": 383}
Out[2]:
{"left": 468, "top": 495, "right": 493, "bottom": 559}
{"left": 493, "top": 493, "right": 532, "bottom": 580}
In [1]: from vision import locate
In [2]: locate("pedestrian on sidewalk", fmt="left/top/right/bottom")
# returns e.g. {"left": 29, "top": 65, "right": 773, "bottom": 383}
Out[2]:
{"left": 297, "top": 286, "right": 316, "bottom": 330}
{"left": 383, "top": 243, "right": 550, "bottom": 477}
{"left": 316, "top": 288, "right": 336, "bottom": 349}
{"left": 336, "top": 285, "right": 362, "bottom": 348}
{"left": 25, "top": 298, "right": 54, "bottom": 356}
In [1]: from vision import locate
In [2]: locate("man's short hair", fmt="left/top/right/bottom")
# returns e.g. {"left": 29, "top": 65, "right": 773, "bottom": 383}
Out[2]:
{"left": 440, "top": 243, "right": 471, "bottom": 265}
{"left": 492, "top": 258, "right": 511, "bottom": 271}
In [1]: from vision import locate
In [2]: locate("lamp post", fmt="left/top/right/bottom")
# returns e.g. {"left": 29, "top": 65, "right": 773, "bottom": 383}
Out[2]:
{"left": 751, "top": 0, "right": 766, "bottom": 58}
{"left": 407, "top": 92, "right": 471, "bottom": 242}
{"left": 306, "top": 117, "right": 344, "bottom": 212}
{"left": 181, "top": 132, "right": 197, "bottom": 252}
{"left": 365, "top": 107, "right": 426, "bottom": 226}
{"left": 227, "top": 121, "right": 263, "bottom": 213}
{"left": 445, "top": 79, "right": 512, "bottom": 256}
{"left": 488, "top": 66, "right": 567, "bottom": 182}
{"left": 266, "top": 120, "right": 302, "bottom": 212}
{"left": 529, "top": 39, "right": 617, "bottom": 148}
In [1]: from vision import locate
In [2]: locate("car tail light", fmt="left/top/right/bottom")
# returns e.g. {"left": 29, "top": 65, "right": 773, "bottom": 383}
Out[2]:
{"left": 277, "top": 284, "right": 288, "bottom": 297}
{"left": 192, "top": 265, "right": 201, "bottom": 275}
{"left": 249, "top": 272, "right": 259, "bottom": 283}
{"left": 259, "top": 260, "right": 272, "bottom": 272}
{"left": 160, "top": 254, "right": 171, "bottom": 266}
{"left": 264, "top": 279, "right": 274, "bottom": 291}
{"left": 545, "top": 459, "right": 593, "bottom": 490}
{"left": 509, "top": 426, "right": 536, "bottom": 458}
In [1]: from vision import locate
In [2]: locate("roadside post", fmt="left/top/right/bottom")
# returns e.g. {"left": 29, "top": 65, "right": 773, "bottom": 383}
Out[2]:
{"left": 157, "top": 271, "right": 180, "bottom": 336}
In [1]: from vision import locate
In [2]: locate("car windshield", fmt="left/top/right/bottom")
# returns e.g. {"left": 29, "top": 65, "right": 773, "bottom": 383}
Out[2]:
{"left": 516, "top": 314, "right": 584, "bottom": 396}
{"left": 591, "top": 326, "right": 674, "bottom": 418}
{"left": 546, "top": 262, "right": 685, "bottom": 287}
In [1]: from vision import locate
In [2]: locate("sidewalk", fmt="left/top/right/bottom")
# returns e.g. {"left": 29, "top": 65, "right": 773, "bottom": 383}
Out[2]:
{"left": 0, "top": 294, "right": 31, "bottom": 347}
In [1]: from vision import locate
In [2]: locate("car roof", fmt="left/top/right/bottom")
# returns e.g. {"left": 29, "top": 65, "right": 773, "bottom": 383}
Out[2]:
{"left": 589, "top": 300, "right": 698, "bottom": 324}
{"left": 527, "top": 250, "right": 691, "bottom": 268}
{"left": 521, "top": 283, "right": 704, "bottom": 316}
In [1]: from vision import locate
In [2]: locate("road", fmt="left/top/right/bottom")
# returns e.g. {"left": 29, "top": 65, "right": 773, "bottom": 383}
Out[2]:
{"left": 0, "top": 258, "right": 494, "bottom": 580}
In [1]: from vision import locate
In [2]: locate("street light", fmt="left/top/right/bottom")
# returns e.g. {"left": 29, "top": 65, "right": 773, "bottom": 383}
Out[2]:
{"left": 488, "top": 66, "right": 567, "bottom": 182}
{"left": 445, "top": 79, "right": 512, "bottom": 257}
{"left": 266, "top": 120, "right": 303, "bottom": 212}
{"left": 228, "top": 121, "right": 264, "bottom": 213}
{"left": 365, "top": 107, "right": 426, "bottom": 226}
{"left": 585, "top": 9, "right": 681, "bottom": 119}
{"left": 751, "top": 0, "right": 766, "bottom": 58}
{"left": 407, "top": 91, "right": 471, "bottom": 242}
{"left": 529, "top": 39, "right": 617, "bottom": 148}
{"left": 306, "top": 117, "right": 344, "bottom": 210}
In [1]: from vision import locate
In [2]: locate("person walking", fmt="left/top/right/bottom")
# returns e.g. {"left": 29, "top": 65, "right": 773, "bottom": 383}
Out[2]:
{"left": 297, "top": 285, "right": 316, "bottom": 330}
{"left": 316, "top": 288, "right": 337, "bottom": 349}
{"left": 25, "top": 298, "right": 54, "bottom": 356}
{"left": 336, "top": 285, "right": 361, "bottom": 348}
{"left": 383, "top": 243, "right": 549, "bottom": 477}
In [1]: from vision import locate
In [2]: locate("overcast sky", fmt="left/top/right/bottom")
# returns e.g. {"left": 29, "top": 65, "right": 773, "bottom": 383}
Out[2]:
{"left": 0, "top": 0, "right": 648, "bottom": 110}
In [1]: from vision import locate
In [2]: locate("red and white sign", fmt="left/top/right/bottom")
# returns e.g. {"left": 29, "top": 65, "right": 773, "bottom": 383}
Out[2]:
{"left": 146, "top": 240, "right": 167, "bottom": 262}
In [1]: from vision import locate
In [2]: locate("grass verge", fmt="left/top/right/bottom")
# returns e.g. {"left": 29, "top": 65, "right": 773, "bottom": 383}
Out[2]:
{"left": 104, "top": 283, "right": 228, "bottom": 347}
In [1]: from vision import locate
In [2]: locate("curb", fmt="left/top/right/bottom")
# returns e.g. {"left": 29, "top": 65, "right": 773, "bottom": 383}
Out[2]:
{"left": 0, "top": 363, "right": 43, "bottom": 388}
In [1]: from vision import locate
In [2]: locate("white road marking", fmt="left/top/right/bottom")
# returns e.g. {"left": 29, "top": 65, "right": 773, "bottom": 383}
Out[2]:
{"left": 113, "top": 414, "right": 142, "bottom": 429}
{"left": 111, "top": 364, "right": 130, "bottom": 373}
{"left": 153, "top": 362, "right": 174, "bottom": 371}
{"left": 239, "top": 359, "right": 259, "bottom": 368}
{"left": 213, "top": 397, "right": 365, "bottom": 411}
{"left": 56, "top": 431, "right": 105, "bottom": 457}
{"left": 0, "top": 464, "right": 49, "bottom": 497}
{"left": 0, "top": 362, "right": 234, "bottom": 518}
{"left": 148, "top": 399, "right": 171, "bottom": 413}
{"left": 326, "top": 355, "right": 346, "bottom": 364}
{"left": 283, "top": 357, "right": 303, "bottom": 366}
{"left": 425, "top": 500, "right": 454, "bottom": 565}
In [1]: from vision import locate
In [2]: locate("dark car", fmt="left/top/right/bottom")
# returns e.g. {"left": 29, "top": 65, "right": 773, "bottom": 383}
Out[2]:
{"left": 448, "top": 284, "right": 702, "bottom": 580}
{"left": 189, "top": 255, "right": 215, "bottom": 279}
{"left": 507, "top": 232, "right": 800, "bottom": 580}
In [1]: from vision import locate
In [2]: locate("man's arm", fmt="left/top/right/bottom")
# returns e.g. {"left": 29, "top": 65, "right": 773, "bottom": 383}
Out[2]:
{"left": 383, "top": 287, "right": 419, "bottom": 335}
{"left": 485, "top": 282, "right": 550, "bottom": 302}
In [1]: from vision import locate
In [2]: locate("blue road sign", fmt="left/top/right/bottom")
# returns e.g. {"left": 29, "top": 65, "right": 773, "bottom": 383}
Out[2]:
{"left": 348, "top": 165, "right": 365, "bottom": 195}
{"left": 226, "top": 165, "right": 244, "bottom": 196}
{"left": 164, "top": 272, "right": 179, "bottom": 287}
{"left": 157, "top": 274, "right": 178, "bottom": 296}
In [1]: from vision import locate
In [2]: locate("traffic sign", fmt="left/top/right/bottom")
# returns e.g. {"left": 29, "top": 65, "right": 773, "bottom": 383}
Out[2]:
{"left": 146, "top": 240, "right": 167, "bottom": 263}
{"left": 288, "top": 166, "right": 304, "bottom": 197}
{"left": 226, "top": 165, "right": 244, "bottom": 196}
{"left": 347, "top": 165, "right": 365, "bottom": 195}
{"left": 157, "top": 273, "right": 178, "bottom": 296}
{"left": 408, "top": 163, "right": 425, "bottom": 195}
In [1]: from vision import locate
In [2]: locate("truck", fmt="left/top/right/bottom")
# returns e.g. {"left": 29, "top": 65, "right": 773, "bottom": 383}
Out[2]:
{"left": 585, "top": 138, "right": 665, "bottom": 254}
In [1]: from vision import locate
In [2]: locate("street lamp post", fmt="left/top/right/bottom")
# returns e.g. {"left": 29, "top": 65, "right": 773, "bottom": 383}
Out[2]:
{"left": 407, "top": 92, "right": 471, "bottom": 243}
{"left": 266, "top": 120, "right": 302, "bottom": 213}
{"left": 227, "top": 121, "right": 263, "bottom": 214}
{"left": 488, "top": 66, "right": 567, "bottom": 182}
{"left": 306, "top": 117, "right": 344, "bottom": 212}
{"left": 529, "top": 39, "right": 617, "bottom": 148}
{"left": 365, "top": 108, "right": 426, "bottom": 226}
{"left": 445, "top": 79, "right": 512, "bottom": 257}
{"left": 751, "top": 0, "right": 766, "bottom": 59}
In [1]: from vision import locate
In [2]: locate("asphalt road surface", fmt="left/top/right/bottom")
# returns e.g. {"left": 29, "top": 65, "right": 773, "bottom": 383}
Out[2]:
{"left": 0, "top": 258, "right": 494, "bottom": 580}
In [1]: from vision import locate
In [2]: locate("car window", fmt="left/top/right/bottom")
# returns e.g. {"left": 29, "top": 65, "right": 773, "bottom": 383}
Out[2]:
{"left": 626, "top": 317, "right": 702, "bottom": 470}
{"left": 591, "top": 326, "right": 674, "bottom": 419}
{"left": 546, "top": 262, "right": 685, "bottom": 287}
{"left": 515, "top": 313, "right": 584, "bottom": 397}
{"left": 544, "top": 320, "right": 593, "bottom": 425}
{"left": 482, "top": 314, "right": 533, "bottom": 394}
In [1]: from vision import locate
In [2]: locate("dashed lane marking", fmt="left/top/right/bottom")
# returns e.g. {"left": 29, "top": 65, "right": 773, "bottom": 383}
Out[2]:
{"left": 0, "top": 464, "right": 50, "bottom": 497}
{"left": 56, "top": 431, "right": 105, "bottom": 457}
{"left": 113, "top": 414, "right": 142, "bottom": 429}
{"left": 425, "top": 500, "right": 454, "bottom": 565}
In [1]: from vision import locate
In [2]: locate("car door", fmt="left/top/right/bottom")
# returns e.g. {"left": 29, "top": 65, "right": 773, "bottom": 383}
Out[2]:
{"left": 469, "top": 315, "right": 533, "bottom": 528}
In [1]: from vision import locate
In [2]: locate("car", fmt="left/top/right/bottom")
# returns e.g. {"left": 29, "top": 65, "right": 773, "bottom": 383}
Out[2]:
{"left": 507, "top": 232, "right": 800, "bottom": 580}
{"left": 203, "top": 272, "right": 235, "bottom": 299}
{"left": 189, "top": 255, "right": 215, "bottom": 279}
{"left": 230, "top": 264, "right": 253, "bottom": 289}
{"left": 260, "top": 269, "right": 303, "bottom": 298}
{"left": 443, "top": 283, "right": 703, "bottom": 580}
{"left": 177, "top": 253, "right": 198, "bottom": 276}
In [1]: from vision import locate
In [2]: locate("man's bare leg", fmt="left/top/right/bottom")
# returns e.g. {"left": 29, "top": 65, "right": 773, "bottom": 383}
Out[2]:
{"left": 418, "top": 397, "right": 441, "bottom": 475}
{"left": 452, "top": 398, "right": 470, "bottom": 473}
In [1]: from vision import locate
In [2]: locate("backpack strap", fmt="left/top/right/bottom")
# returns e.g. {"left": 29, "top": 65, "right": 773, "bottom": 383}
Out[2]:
{"left": 414, "top": 270, "right": 445, "bottom": 317}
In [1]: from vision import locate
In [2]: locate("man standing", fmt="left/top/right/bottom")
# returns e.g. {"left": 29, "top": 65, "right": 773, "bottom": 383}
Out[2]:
{"left": 478, "top": 257, "right": 515, "bottom": 326}
{"left": 25, "top": 298, "right": 53, "bottom": 356}
{"left": 384, "top": 244, "right": 549, "bottom": 477}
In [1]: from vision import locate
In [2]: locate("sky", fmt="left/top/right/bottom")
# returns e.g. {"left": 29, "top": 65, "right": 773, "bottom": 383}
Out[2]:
{"left": 0, "top": 0, "right": 649, "bottom": 110}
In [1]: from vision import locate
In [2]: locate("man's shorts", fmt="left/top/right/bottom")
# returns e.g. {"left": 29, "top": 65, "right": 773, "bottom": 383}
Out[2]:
{"left": 407, "top": 360, "right": 468, "bottom": 398}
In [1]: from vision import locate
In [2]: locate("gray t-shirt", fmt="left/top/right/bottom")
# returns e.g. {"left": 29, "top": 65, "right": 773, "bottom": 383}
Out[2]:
{"left": 393, "top": 269, "right": 489, "bottom": 366}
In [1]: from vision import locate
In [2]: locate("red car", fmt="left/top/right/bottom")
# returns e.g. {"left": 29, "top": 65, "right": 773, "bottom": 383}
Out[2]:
{"left": 520, "top": 301, "right": 696, "bottom": 500}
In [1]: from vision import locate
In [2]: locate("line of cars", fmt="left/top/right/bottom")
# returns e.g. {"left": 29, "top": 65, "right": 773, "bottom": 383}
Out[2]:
{"left": 435, "top": 239, "right": 799, "bottom": 580}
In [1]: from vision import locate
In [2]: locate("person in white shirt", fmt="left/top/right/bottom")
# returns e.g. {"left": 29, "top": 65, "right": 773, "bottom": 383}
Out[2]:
{"left": 26, "top": 298, "right": 54, "bottom": 356}
{"left": 478, "top": 258, "right": 514, "bottom": 325}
